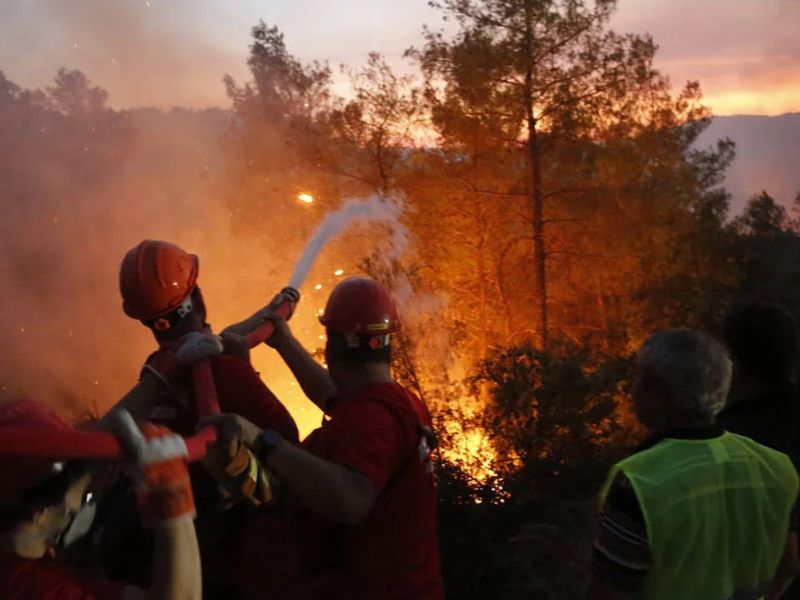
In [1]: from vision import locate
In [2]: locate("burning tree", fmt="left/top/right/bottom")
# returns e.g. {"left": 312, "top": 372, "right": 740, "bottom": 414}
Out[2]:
{"left": 406, "top": 0, "right": 736, "bottom": 354}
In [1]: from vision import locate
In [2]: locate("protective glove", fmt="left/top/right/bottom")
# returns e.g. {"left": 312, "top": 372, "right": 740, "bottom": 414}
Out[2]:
{"left": 111, "top": 409, "right": 195, "bottom": 527}
{"left": 262, "top": 291, "right": 298, "bottom": 350}
{"left": 142, "top": 331, "right": 224, "bottom": 392}
{"left": 176, "top": 331, "right": 225, "bottom": 364}
{"left": 201, "top": 437, "right": 274, "bottom": 508}
{"left": 220, "top": 331, "right": 250, "bottom": 361}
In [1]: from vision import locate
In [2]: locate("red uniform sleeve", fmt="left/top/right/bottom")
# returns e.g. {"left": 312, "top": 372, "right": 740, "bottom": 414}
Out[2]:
{"left": 212, "top": 356, "right": 299, "bottom": 443}
{"left": 211, "top": 356, "right": 299, "bottom": 442}
{"left": 321, "top": 398, "right": 418, "bottom": 492}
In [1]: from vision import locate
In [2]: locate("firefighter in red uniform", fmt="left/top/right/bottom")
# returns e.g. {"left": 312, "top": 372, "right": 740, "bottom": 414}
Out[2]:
{"left": 204, "top": 276, "right": 445, "bottom": 600}
{"left": 0, "top": 399, "right": 202, "bottom": 600}
{"left": 116, "top": 239, "right": 298, "bottom": 442}
{"left": 108, "top": 240, "right": 299, "bottom": 598}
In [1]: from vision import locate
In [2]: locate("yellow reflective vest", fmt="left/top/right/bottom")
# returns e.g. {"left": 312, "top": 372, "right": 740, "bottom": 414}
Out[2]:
{"left": 599, "top": 432, "right": 798, "bottom": 600}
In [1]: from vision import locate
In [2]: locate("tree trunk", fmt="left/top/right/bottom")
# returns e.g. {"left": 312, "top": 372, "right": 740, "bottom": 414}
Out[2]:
{"left": 476, "top": 235, "right": 489, "bottom": 357}
{"left": 523, "top": 0, "right": 549, "bottom": 350}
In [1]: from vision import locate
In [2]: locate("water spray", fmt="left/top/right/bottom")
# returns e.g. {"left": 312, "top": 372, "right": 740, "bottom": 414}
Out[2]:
{"left": 0, "top": 196, "right": 403, "bottom": 462}
{"left": 240, "top": 196, "right": 403, "bottom": 348}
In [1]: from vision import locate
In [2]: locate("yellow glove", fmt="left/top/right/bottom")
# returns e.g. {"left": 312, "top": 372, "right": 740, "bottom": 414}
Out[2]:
{"left": 201, "top": 438, "right": 274, "bottom": 507}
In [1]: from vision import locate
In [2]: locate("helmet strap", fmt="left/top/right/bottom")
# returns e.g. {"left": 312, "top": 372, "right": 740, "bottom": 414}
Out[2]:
{"left": 144, "top": 291, "right": 194, "bottom": 333}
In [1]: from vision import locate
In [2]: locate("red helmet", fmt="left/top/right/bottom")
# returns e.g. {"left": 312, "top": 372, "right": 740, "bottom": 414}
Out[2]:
{"left": 319, "top": 276, "right": 400, "bottom": 335}
{"left": 120, "top": 240, "right": 199, "bottom": 321}
{"left": 0, "top": 399, "right": 73, "bottom": 506}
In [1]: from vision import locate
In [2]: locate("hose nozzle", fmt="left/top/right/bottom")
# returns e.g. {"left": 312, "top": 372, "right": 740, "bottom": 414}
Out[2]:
{"left": 280, "top": 286, "right": 301, "bottom": 304}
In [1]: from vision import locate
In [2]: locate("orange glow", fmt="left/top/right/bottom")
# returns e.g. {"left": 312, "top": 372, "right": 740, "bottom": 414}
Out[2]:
{"left": 443, "top": 428, "right": 497, "bottom": 483}
{"left": 704, "top": 84, "right": 800, "bottom": 116}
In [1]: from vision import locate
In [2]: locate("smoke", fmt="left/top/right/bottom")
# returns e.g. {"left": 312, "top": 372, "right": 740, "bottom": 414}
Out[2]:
{"left": 2, "top": 0, "right": 244, "bottom": 108}
{"left": 0, "top": 70, "right": 426, "bottom": 435}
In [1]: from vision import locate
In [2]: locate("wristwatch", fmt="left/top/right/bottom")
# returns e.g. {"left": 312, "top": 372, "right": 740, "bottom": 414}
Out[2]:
{"left": 253, "top": 428, "right": 284, "bottom": 464}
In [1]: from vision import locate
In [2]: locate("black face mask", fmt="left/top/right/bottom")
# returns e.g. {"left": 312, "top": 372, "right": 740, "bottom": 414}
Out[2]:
{"left": 57, "top": 491, "right": 97, "bottom": 549}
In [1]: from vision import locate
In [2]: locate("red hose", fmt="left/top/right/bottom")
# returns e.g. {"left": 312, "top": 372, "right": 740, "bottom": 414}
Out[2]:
{"left": 244, "top": 293, "right": 297, "bottom": 348}
{"left": 0, "top": 358, "right": 221, "bottom": 463}
{"left": 0, "top": 426, "right": 210, "bottom": 462}
{"left": 0, "top": 289, "right": 299, "bottom": 463}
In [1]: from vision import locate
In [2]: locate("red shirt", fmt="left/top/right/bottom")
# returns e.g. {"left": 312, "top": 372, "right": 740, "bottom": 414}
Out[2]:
{"left": 0, "top": 551, "right": 125, "bottom": 600}
{"left": 148, "top": 354, "right": 299, "bottom": 443}
{"left": 292, "top": 382, "right": 444, "bottom": 600}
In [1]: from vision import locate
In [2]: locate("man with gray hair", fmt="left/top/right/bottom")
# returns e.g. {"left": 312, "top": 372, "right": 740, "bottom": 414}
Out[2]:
{"left": 586, "top": 328, "right": 800, "bottom": 600}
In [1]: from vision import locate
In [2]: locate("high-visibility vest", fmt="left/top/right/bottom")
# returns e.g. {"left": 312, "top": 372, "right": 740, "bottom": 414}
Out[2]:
{"left": 599, "top": 432, "right": 799, "bottom": 600}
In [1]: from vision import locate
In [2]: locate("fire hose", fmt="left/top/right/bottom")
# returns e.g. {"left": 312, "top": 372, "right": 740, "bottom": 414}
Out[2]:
{"left": 0, "top": 287, "right": 300, "bottom": 463}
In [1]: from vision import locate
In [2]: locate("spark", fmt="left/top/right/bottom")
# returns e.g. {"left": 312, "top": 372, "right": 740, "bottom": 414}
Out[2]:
{"left": 314, "top": 284, "right": 323, "bottom": 290}
{"left": 19, "top": 327, "right": 24, "bottom": 333}
{"left": 334, "top": 269, "right": 344, "bottom": 276}
{"left": 145, "top": 0, "right": 150, "bottom": 5}
{"left": 73, "top": 42, "right": 79, "bottom": 49}
{"left": 298, "top": 192, "right": 314, "bottom": 204}
{"left": 111, "top": 57, "right": 117, "bottom": 65}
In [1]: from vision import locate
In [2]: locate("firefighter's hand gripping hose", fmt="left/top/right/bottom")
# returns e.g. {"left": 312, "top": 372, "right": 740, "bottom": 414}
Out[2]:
{"left": 201, "top": 437, "right": 274, "bottom": 507}
{"left": 111, "top": 409, "right": 196, "bottom": 527}
{"left": 241, "top": 287, "right": 300, "bottom": 348}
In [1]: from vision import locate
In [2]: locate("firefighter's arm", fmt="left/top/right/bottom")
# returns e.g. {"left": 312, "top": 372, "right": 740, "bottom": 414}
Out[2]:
{"left": 113, "top": 411, "right": 202, "bottom": 600}
{"left": 266, "top": 439, "right": 376, "bottom": 525}
{"left": 766, "top": 531, "right": 800, "bottom": 600}
{"left": 266, "top": 317, "right": 337, "bottom": 412}
{"left": 224, "top": 292, "right": 336, "bottom": 411}
{"left": 202, "top": 413, "right": 376, "bottom": 525}
{"left": 123, "top": 523, "right": 202, "bottom": 600}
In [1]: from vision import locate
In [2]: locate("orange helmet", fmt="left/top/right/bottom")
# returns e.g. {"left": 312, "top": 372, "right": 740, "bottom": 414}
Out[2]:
{"left": 319, "top": 276, "right": 400, "bottom": 336}
{"left": 119, "top": 240, "right": 199, "bottom": 321}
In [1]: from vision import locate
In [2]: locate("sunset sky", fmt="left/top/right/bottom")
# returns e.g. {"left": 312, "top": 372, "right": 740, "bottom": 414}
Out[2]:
{"left": 1, "top": 0, "right": 798, "bottom": 116}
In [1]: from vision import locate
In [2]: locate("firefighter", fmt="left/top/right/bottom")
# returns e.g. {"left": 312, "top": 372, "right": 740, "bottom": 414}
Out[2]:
{"left": 110, "top": 240, "right": 299, "bottom": 598}
{"left": 587, "top": 329, "right": 799, "bottom": 600}
{"left": 0, "top": 399, "right": 201, "bottom": 600}
{"left": 117, "top": 239, "right": 298, "bottom": 441}
{"left": 204, "top": 276, "right": 445, "bottom": 600}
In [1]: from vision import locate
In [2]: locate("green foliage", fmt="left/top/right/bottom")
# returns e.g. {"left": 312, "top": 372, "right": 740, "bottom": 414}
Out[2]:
{"left": 470, "top": 342, "right": 631, "bottom": 490}
{"left": 435, "top": 341, "right": 633, "bottom": 599}
{"left": 730, "top": 192, "right": 800, "bottom": 313}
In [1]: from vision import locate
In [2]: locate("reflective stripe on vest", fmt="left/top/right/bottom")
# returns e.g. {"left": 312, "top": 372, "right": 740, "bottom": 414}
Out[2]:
{"left": 599, "top": 433, "right": 798, "bottom": 600}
